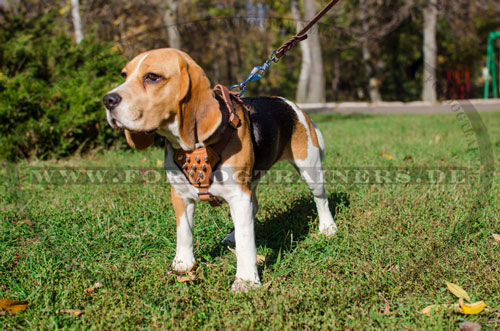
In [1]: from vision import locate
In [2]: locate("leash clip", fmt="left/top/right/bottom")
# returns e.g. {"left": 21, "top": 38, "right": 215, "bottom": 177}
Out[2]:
{"left": 229, "top": 51, "right": 279, "bottom": 97}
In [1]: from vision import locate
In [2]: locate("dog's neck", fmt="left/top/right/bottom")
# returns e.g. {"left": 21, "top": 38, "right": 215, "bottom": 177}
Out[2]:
{"left": 157, "top": 121, "right": 182, "bottom": 149}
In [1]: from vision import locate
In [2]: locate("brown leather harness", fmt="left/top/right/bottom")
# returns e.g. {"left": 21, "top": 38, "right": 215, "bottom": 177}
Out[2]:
{"left": 173, "top": 84, "right": 244, "bottom": 206}
{"left": 171, "top": 0, "right": 341, "bottom": 206}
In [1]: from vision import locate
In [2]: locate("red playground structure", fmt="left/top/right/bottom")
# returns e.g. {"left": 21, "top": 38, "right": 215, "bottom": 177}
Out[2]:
{"left": 446, "top": 67, "right": 470, "bottom": 100}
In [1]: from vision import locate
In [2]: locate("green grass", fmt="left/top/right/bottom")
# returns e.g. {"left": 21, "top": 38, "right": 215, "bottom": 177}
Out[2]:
{"left": 1, "top": 112, "right": 500, "bottom": 329}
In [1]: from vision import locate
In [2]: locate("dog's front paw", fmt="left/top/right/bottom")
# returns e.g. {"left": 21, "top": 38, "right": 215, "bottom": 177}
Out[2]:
{"left": 231, "top": 278, "right": 261, "bottom": 293}
{"left": 319, "top": 224, "right": 338, "bottom": 237}
{"left": 172, "top": 256, "right": 196, "bottom": 274}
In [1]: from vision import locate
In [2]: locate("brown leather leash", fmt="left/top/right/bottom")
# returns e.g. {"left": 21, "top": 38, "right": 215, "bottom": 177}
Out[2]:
{"left": 230, "top": 0, "right": 341, "bottom": 95}
{"left": 275, "top": 0, "right": 340, "bottom": 59}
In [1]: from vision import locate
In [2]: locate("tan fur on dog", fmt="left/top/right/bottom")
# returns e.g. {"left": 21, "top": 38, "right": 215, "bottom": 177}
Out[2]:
{"left": 113, "top": 49, "right": 221, "bottom": 151}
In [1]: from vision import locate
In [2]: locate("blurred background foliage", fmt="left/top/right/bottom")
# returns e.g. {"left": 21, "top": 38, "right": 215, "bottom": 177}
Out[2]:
{"left": 0, "top": 0, "right": 499, "bottom": 160}
{"left": 0, "top": 9, "right": 126, "bottom": 160}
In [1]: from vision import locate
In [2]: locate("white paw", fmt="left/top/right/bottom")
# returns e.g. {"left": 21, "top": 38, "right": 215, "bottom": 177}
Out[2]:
{"left": 231, "top": 278, "right": 261, "bottom": 293}
{"left": 172, "top": 256, "right": 196, "bottom": 274}
{"left": 319, "top": 224, "right": 338, "bottom": 237}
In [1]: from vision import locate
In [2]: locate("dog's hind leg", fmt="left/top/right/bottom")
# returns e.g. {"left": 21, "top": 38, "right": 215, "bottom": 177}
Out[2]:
{"left": 281, "top": 100, "right": 337, "bottom": 236}
{"left": 291, "top": 149, "right": 337, "bottom": 236}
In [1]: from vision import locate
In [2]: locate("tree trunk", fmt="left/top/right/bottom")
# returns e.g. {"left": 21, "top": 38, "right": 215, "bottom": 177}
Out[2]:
{"left": 331, "top": 58, "right": 340, "bottom": 100}
{"left": 303, "top": 0, "right": 325, "bottom": 103}
{"left": 292, "top": 0, "right": 311, "bottom": 103}
{"left": 422, "top": 0, "right": 437, "bottom": 102}
{"left": 293, "top": 0, "right": 325, "bottom": 103}
{"left": 164, "top": 0, "right": 182, "bottom": 49}
{"left": 360, "top": 0, "right": 382, "bottom": 102}
{"left": 71, "top": 0, "right": 84, "bottom": 44}
{"left": 0, "top": 0, "right": 9, "bottom": 10}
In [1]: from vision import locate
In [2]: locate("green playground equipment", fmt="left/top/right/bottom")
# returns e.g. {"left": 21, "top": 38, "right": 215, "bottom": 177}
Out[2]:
{"left": 484, "top": 31, "right": 500, "bottom": 99}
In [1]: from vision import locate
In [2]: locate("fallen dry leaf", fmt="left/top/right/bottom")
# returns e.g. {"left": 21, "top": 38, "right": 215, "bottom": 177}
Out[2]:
{"left": 423, "top": 282, "right": 486, "bottom": 317}
{"left": 17, "top": 219, "right": 34, "bottom": 226}
{"left": 176, "top": 272, "right": 196, "bottom": 283}
{"left": 446, "top": 281, "right": 471, "bottom": 302}
{"left": 421, "top": 304, "right": 455, "bottom": 316}
{"left": 493, "top": 233, "right": 500, "bottom": 242}
{"left": 384, "top": 302, "right": 391, "bottom": 316}
{"left": 174, "top": 263, "right": 199, "bottom": 283}
{"left": 378, "top": 293, "right": 391, "bottom": 316}
{"left": 175, "top": 266, "right": 200, "bottom": 283}
{"left": 457, "top": 301, "right": 486, "bottom": 315}
{"left": 83, "top": 282, "right": 103, "bottom": 295}
{"left": 0, "top": 299, "right": 28, "bottom": 314}
{"left": 379, "top": 152, "right": 395, "bottom": 160}
{"left": 57, "top": 309, "right": 83, "bottom": 317}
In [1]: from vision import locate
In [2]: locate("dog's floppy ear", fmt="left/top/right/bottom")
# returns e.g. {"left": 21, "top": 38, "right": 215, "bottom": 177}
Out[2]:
{"left": 124, "top": 129, "right": 154, "bottom": 150}
{"left": 176, "top": 53, "right": 222, "bottom": 150}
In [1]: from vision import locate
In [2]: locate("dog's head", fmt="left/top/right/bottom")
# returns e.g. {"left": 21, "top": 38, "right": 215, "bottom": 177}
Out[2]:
{"left": 103, "top": 48, "right": 222, "bottom": 150}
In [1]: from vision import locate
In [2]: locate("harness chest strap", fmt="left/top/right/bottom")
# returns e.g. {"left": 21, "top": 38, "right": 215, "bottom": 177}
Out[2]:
{"left": 173, "top": 146, "right": 221, "bottom": 205}
{"left": 173, "top": 84, "right": 242, "bottom": 206}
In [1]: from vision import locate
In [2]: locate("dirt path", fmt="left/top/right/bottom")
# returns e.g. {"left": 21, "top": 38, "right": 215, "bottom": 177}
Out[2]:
{"left": 300, "top": 99, "right": 500, "bottom": 114}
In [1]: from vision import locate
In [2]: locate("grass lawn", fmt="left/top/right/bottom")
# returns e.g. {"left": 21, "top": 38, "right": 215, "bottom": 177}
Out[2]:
{"left": 1, "top": 111, "right": 500, "bottom": 329}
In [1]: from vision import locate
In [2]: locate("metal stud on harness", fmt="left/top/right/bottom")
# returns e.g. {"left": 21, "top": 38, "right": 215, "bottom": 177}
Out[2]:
{"left": 173, "top": 85, "right": 241, "bottom": 206}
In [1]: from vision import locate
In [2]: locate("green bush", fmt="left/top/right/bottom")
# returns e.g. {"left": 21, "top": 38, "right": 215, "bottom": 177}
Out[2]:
{"left": 0, "top": 10, "right": 127, "bottom": 161}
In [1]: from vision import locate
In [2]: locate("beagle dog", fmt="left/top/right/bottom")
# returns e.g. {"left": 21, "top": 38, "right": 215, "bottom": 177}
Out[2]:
{"left": 103, "top": 48, "right": 337, "bottom": 292}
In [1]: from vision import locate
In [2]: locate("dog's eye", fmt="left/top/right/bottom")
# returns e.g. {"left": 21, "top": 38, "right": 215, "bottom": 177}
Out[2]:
{"left": 121, "top": 72, "right": 127, "bottom": 79}
{"left": 144, "top": 73, "right": 162, "bottom": 84}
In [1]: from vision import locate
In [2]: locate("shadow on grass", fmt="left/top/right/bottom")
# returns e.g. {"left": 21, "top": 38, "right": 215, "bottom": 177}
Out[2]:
{"left": 255, "top": 192, "right": 349, "bottom": 266}
{"left": 206, "top": 192, "right": 349, "bottom": 267}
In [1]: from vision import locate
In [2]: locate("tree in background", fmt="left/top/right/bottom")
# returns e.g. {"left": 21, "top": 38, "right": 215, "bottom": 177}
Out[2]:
{"left": 422, "top": 0, "right": 437, "bottom": 102}
{"left": 330, "top": 0, "right": 414, "bottom": 102}
{"left": 71, "top": 0, "right": 84, "bottom": 44}
{"left": 359, "top": 0, "right": 381, "bottom": 102}
{"left": 3, "top": 0, "right": 500, "bottom": 104}
{"left": 293, "top": 0, "right": 326, "bottom": 103}
{"left": 2, "top": 0, "right": 500, "bottom": 160}
{"left": 163, "top": 0, "right": 181, "bottom": 49}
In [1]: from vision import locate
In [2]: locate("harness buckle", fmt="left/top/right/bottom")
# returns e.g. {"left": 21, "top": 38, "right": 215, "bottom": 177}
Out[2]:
{"left": 228, "top": 112, "right": 240, "bottom": 129}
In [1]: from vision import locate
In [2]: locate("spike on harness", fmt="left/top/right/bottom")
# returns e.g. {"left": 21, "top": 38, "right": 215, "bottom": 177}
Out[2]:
{"left": 173, "top": 85, "right": 242, "bottom": 206}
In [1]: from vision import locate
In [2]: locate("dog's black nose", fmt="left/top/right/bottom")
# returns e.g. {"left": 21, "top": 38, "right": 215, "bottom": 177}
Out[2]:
{"left": 103, "top": 93, "right": 122, "bottom": 110}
